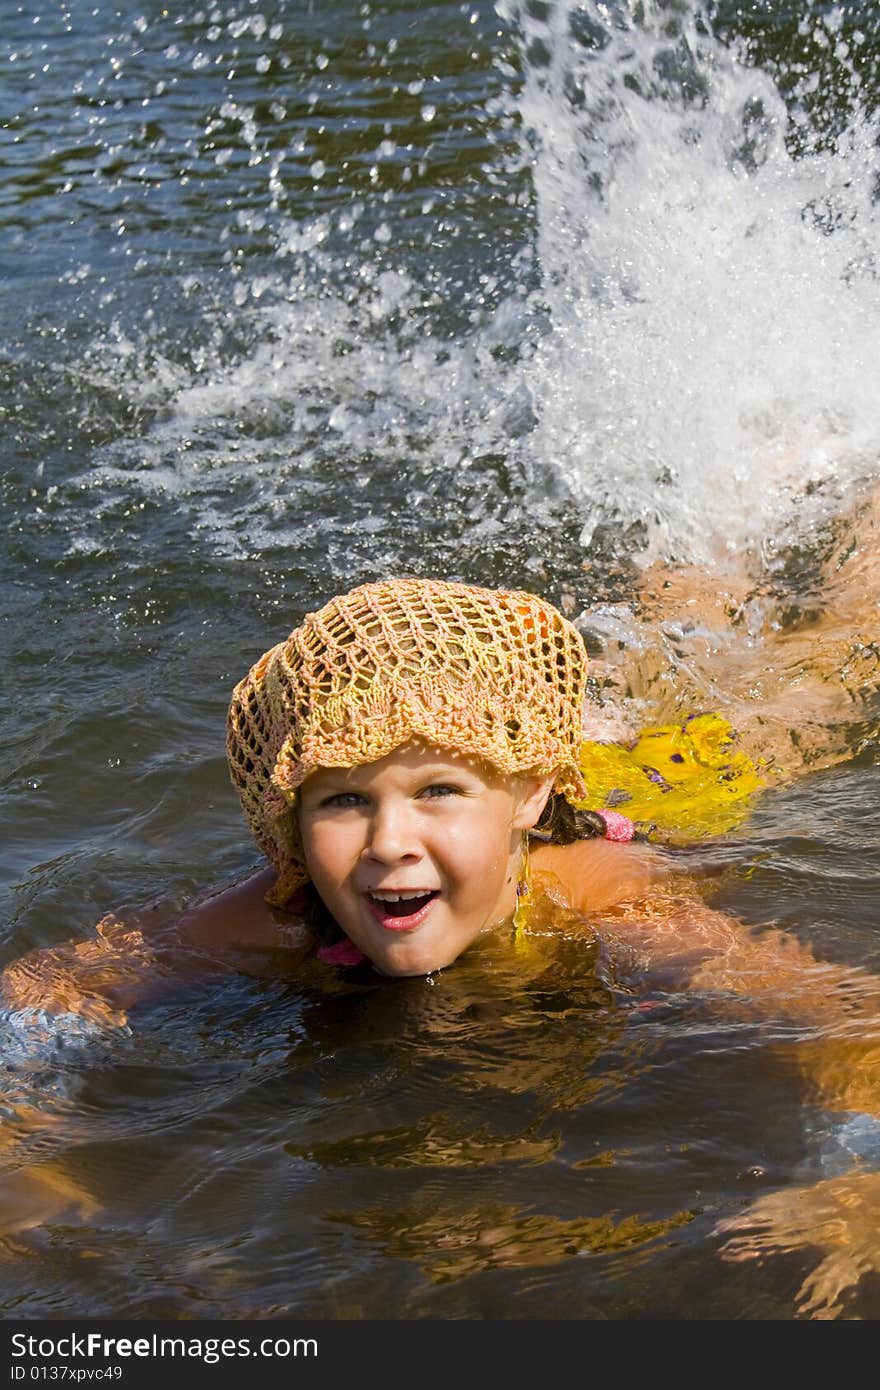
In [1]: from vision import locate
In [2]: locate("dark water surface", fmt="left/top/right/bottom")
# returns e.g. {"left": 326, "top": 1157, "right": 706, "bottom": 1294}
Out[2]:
{"left": 1, "top": 0, "right": 879, "bottom": 1319}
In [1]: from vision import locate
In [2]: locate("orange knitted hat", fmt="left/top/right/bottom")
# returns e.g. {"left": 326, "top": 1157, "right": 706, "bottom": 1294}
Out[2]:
{"left": 227, "top": 577, "right": 589, "bottom": 905}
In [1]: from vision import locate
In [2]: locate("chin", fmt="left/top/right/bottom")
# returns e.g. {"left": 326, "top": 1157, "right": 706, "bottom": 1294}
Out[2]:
{"left": 369, "top": 938, "right": 460, "bottom": 978}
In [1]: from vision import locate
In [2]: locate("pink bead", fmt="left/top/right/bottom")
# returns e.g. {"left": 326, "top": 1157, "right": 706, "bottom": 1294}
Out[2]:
{"left": 597, "top": 809, "right": 636, "bottom": 842}
{"left": 316, "top": 938, "right": 368, "bottom": 966}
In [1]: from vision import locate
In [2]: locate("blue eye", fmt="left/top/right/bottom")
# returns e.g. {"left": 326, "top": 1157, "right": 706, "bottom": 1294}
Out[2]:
{"left": 421, "top": 783, "right": 460, "bottom": 799}
{"left": 321, "top": 792, "right": 366, "bottom": 809}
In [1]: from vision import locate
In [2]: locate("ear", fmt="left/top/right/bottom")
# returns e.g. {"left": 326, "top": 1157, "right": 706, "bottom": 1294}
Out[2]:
{"left": 512, "top": 775, "right": 555, "bottom": 831}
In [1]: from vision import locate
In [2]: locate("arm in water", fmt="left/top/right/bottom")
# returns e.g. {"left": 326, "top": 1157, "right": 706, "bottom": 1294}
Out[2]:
{"left": 704, "top": 908, "right": 880, "bottom": 1322}
{"left": 584, "top": 882, "right": 880, "bottom": 1320}
{"left": 0, "top": 866, "right": 314, "bottom": 1029}
{"left": 0, "top": 868, "right": 315, "bottom": 1239}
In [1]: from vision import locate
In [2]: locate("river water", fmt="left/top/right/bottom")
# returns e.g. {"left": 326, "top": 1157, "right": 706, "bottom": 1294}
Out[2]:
{"left": 1, "top": 0, "right": 879, "bottom": 1320}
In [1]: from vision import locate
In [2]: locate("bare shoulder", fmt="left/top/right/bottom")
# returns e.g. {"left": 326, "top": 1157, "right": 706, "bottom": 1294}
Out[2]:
{"left": 531, "top": 837, "right": 665, "bottom": 914}
{"left": 178, "top": 865, "right": 314, "bottom": 956}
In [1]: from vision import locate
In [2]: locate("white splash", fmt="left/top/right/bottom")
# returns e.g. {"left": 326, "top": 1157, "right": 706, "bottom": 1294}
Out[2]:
{"left": 506, "top": 0, "right": 880, "bottom": 567}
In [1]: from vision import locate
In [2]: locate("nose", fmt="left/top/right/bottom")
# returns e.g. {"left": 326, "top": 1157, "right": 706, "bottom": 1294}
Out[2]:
{"left": 363, "top": 798, "right": 421, "bottom": 865}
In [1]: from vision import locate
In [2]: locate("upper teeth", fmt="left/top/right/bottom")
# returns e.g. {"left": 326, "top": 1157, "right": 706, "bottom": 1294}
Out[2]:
{"left": 371, "top": 890, "right": 429, "bottom": 902}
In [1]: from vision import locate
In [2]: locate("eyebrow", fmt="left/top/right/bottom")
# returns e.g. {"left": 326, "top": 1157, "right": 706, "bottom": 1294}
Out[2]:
{"left": 305, "top": 763, "right": 480, "bottom": 790}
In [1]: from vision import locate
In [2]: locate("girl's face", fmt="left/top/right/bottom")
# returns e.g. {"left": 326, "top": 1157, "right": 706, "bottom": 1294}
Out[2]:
{"left": 297, "top": 743, "right": 552, "bottom": 977}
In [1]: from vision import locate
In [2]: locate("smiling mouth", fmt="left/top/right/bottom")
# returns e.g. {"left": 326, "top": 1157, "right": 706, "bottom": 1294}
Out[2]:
{"left": 365, "top": 890, "right": 439, "bottom": 931}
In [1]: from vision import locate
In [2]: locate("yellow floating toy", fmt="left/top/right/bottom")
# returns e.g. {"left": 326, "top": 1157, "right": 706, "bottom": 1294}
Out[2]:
{"left": 578, "top": 712, "right": 766, "bottom": 840}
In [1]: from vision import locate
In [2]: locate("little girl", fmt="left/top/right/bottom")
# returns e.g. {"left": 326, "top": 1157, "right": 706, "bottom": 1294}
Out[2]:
{"left": 0, "top": 568, "right": 872, "bottom": 1003}
{"left": 3, "top": 568, "right": 880, "bottom": 1316}
{"left": 0, "top": 576, "right": 663, "bottom": 1025}
{"left": 214, "top": 575, "right": 659, "bottom": 979}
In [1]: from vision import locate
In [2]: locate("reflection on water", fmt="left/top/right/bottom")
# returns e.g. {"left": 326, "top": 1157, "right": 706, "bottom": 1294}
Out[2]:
{"left": 329, "top": 1199, "right": 694, "bottom": 1285}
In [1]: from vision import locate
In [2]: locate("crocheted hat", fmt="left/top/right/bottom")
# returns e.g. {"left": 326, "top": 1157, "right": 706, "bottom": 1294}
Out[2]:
{"left": 227, "top": 577, "right": 589, "bottom": 905}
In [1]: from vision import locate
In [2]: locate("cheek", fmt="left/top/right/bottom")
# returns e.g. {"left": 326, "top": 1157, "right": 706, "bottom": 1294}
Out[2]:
{"left": 438, "top": 820, "right": 514, "bottom": 890}
{"left": 300, "top": 820, "right": 360, "bottom": 887}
